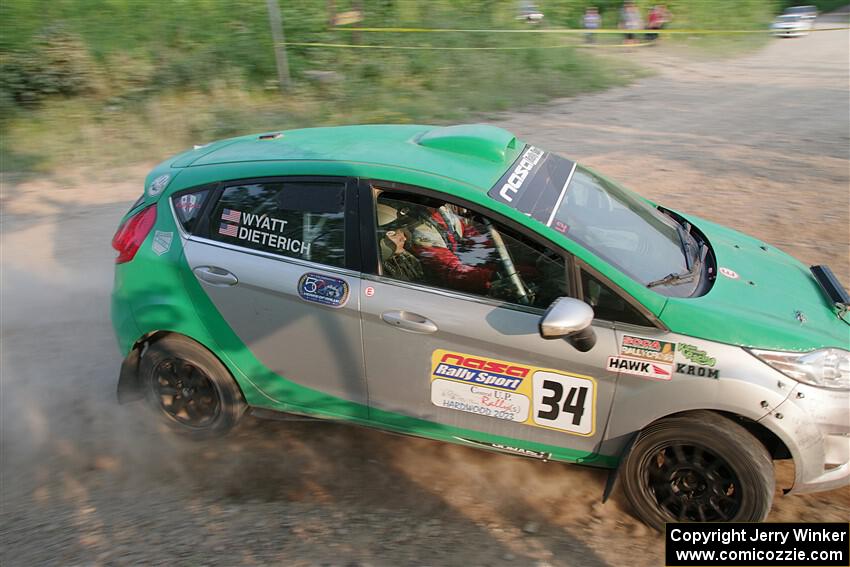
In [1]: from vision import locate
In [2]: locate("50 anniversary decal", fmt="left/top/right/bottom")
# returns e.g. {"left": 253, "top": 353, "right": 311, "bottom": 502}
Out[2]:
{"left": 298, "top": 273, "right": 349, "bottom": 308}
{"left": 430, "top": 350, "right": 596, "bottom": 436}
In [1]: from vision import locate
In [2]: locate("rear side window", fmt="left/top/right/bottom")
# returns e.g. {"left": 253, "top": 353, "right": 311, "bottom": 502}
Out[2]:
{"left": 210, "top": 181, "right": 345, "bottom": 267}
{"left": 172, "top": 189, "right": 210, "bottom": 233}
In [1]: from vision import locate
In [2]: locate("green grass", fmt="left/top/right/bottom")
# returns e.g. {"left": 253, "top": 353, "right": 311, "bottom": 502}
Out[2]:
{"left": 0, "top": 49, "right": 645, "bottom": 175}
{"left": 0, "top": 0, "right": 783, "bottom": 178}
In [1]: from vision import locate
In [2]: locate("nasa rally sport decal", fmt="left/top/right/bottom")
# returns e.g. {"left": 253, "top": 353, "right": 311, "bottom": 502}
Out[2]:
{"left": 607, "top": 334, "right": 676, "bottom": 380}
{"left": 487, "top": 145, "right": 546, "bottom": 205}
{"left": 297, "top": 273, "right": 350, "bottom": 308}
{"left": 430, "top": 350, "right": 596, "bottom": 436}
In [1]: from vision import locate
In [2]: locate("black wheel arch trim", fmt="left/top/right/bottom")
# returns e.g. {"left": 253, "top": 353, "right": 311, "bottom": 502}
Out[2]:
{"left": 117, "top": 330, "right": 247, "bottom": 405}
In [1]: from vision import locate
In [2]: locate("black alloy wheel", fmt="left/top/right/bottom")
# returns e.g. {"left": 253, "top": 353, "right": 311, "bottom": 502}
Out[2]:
{"left": 642, "top": 442, "right": 742, "bottom": 522}
{"left": 153, "top": 359, "right": 221, "bottom": 428}
{"left": 140, "top": 335, "right": 246, "bottom": 439}
{"left": 621, "top": 411, "right": 774, "bottom": 530}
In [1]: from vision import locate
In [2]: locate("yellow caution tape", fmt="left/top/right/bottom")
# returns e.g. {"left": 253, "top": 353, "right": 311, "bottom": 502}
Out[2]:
{"left": 578, "top": 41, "right": 654, "bottom": 48}
{"left": 335, "top": 26, "right": 849, "bottom": 35}
{"left": 282, "top": 41, "right": 579, "bottom": 50}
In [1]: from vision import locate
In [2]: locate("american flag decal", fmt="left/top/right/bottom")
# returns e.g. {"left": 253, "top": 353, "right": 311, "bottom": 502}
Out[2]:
{"left": 218, "top": 223, "right": 238, "bottom": 237}
{"left": 221, "top": 208, "right": 241, "bottom": 223}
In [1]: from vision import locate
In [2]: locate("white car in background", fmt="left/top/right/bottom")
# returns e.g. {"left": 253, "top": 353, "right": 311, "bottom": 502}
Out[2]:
{"left": 771, "top": 14, "right": 813, "bottom": 37}
{"left": 783, "top": 5, "right": 818, "bottom": 20}
{"left": 517, "top": 1, "right": 544, "bottom": 23}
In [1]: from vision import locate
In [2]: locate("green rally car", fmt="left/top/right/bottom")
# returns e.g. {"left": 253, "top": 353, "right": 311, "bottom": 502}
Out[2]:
{"left": 111, "top": 124, "right": 850, "bottom": 529}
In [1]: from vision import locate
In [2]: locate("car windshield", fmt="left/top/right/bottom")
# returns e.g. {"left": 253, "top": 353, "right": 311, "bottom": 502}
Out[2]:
{"left": 777, "top": 14, "right": 801, "bottom": 21}
{"left": 488, "top": 146, "right": 702, "bottom": 295}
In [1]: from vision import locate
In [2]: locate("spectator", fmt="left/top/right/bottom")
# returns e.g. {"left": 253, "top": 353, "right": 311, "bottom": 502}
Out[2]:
{"left": 647, "top": 5, "right": 671, "bottom": 42}
{"left": 620, "top": 1, "right": 642, "bottom": 45}
{"left": 583, "top": 7, "right": 601, "bottom": 44}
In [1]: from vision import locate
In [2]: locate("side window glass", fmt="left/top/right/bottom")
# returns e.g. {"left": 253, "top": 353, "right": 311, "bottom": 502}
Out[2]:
{"left": 375, "top": 191, "right": 569, "bottom": 309}
{"left": 581, "top": 270, "right": 651, "bottom": 326}
{"left": 210, "top": 181, "right": 345, "bottom": 267}
{"left": 172, "top": 189, "right": 210, "bottom": 233}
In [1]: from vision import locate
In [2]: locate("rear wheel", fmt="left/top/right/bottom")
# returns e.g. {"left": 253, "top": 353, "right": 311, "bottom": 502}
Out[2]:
{"left": 621, "top": 411, "right": 774, "bottom": 530}
{"left": 141, "top": 335, "right": 246, "bottom": 439}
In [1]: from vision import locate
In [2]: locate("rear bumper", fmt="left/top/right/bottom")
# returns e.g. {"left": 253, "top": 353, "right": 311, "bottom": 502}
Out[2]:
{"left": 773, "top": 28, "right": 809, "bottom": 37}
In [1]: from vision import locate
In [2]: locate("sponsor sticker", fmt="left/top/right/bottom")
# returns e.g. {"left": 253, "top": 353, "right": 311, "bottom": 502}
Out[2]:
{"left": 430, "top": 350, "right": 596, "bottom": 436}
{"left": 364, "top": 286, "right": 375, "bottom": 297}
{"left": 621, "top": 334, "right": 675, "bottom": 363}
{"left": 678, "top": 343, "right": 716, "bottom": 366}
{"left": 719, "top": 267, "right": 739, "bottom": 279}
{"left": 151, "top": 230, "right": 173, "bottom": 256}
{"left": 175, "top": 193, "right": 203, "bottom": 215}
{"left": 488, "top": 145, "right": 546, "bottom": 204}
{"left": 675, "top": 363, "right": 719, "bottom": 378}
{"left": 297, "top": 273, "right": 349, "bottom": 308}
{"left": 432, "top": 379, "right": 530, "bottom": 423}
{"left": 453, "top": 437, "right": 550, "bottom": 460}
{"left": 607, "top": 356, "right": 673, "bottom": 380}
{"left": 148, "top": 174, "right": 170, "bottom": 196}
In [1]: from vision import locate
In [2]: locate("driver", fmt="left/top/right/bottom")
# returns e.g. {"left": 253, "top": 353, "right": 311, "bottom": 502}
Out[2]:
{"left": 408, "top": 207, "right": 496, "bottom": 295}
{"left": 376, "top": 193, "right": 494, "bottom": 295}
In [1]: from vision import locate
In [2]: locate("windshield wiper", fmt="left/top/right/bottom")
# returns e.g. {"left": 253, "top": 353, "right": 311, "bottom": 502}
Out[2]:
{"left": 647, "top": 270, "right": 697, "bottom": 288}
{"left": 676, "top": 221, "right": 695, "bottom": 270}
{"left": 648, "top": 224, "right": 709, "bottom": 289}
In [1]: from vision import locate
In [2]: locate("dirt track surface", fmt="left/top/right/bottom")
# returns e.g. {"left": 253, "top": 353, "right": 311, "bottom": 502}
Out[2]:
{"left": 2, "top": 13, "right": 849, "bottom": 567}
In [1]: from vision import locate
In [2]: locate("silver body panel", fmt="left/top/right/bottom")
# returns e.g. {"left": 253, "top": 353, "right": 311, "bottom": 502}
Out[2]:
{"left": 183, "top": 236, "right": 368, "bottom": 415}
{"left": 360, "top": 275, "right": 619, "bottom": 454}
{"left": 760, "top": 381, "right": 850, "bottom": 494}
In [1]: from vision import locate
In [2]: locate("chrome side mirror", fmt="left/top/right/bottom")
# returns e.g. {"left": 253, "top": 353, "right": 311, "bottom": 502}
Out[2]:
{"left": 539, "top": 297, "right": 597, "bottom": 352}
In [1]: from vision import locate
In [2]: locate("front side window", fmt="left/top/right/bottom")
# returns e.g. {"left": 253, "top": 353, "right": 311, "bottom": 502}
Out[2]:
{"left": 581, "top": 269, "right": 652, "bottom": 327}
{"left": 210, "top": 181, "right": 345, "bottom": 267}
{"left": 375, "top": 190, "right": 569, "bottom": 310}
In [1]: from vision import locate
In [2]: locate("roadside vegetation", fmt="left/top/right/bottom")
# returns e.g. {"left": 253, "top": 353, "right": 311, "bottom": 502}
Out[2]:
{"left": 0, "top": 0, "right": 809, "bottom": 178}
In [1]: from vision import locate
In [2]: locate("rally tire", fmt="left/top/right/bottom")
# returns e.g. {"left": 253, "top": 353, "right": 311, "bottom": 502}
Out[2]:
{"left": 621, "top": 411, "right": 774, "bottom": 530}
{"left": 140, "top": 335, "right": 246, "bottom": 440}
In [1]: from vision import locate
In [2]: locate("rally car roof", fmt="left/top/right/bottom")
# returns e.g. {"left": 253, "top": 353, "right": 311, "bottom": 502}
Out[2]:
{"left": 168, "top": 124, "right": 525, "bottom": 191}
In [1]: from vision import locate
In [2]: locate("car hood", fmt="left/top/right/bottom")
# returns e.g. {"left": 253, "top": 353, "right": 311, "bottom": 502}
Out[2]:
{"left": 659, "top": 214, "right": 849, "bottom": 352}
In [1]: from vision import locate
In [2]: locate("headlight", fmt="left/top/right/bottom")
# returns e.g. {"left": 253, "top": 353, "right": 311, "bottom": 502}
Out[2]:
{"left": 749, "top": 348, "right": 850, "bottom": 390}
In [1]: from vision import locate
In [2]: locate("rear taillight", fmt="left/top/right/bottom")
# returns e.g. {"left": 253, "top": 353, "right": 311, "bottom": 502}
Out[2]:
{"left": 112, "top": 205, "right": 157, "bottom": 264}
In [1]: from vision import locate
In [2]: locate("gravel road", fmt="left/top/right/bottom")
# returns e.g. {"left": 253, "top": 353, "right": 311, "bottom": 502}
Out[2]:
{"left": 2, "top": 13, "right": 848, "bottom": 567}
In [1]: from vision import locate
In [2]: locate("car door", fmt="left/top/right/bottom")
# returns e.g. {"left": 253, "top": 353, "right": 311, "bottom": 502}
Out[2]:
{"left": 179, "top": 177, "right": 368, "bottom": 418}
{"left": 359, "top": 182, "right": 621, "bottom": 457}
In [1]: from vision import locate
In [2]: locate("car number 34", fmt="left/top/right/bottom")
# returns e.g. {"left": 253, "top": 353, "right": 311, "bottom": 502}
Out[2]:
{"left": 532, "top": 372, "right": 595, "bottom": 435}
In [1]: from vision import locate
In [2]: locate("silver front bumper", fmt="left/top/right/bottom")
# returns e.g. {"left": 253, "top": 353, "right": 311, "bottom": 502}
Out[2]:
{"left": 760, "top": 382, "right": 850, "bottom": 494}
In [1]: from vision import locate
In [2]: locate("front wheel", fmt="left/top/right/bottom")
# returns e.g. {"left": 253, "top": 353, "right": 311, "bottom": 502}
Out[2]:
{"left": 141, "top": 335, "right": 246, "bottom": 440}
{"left": 621, "top": 411, "right": 774, "bottom": 530}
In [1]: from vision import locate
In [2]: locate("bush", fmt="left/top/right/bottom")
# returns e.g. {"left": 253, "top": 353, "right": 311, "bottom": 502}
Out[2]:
{"left": 0, "top": 25, "right": 96, "bottom": 109}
